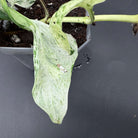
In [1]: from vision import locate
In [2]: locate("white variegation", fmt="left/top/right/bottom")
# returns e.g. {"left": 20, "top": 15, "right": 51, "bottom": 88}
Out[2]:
{"left": 50, "top": 0, "right": 105, "bottom": 53}
{"left": 1, "top": 0, "right": 106, "bottom": 124}
{"left": 32, "top": 20, "right": 78, "bottom": 124}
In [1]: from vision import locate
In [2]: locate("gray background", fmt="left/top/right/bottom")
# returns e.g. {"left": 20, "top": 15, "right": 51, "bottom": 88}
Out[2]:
{"left": 0, "top": 0, "right": 138, "bottom": 137}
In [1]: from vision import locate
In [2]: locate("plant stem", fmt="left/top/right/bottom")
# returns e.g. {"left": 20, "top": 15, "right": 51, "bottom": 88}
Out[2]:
{"left": 95, "top": 14, "right": 138, "bottom": 23}
{"left": 39, "top": 0, "right": 49, "bottom": 22}
{"left": 47, "top": 14, "right": 138, "bottom": 24}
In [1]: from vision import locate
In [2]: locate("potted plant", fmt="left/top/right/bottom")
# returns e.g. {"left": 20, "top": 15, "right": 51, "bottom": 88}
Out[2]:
{"left": 0, "top": 0, "right": 138, "bottom": 124}
{"left": 0, "top": 0, "right": 92, "bottom": 69}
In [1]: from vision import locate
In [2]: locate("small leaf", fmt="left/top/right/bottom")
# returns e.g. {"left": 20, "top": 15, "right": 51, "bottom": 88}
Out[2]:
{"left": 7, "top": 0, "right": 36, "bottom": 8}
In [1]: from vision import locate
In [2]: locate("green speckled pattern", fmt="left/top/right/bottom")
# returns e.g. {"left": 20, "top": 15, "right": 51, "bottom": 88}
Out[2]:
{"left": 0, "top": 0, "right": 106, "bottom": 124}
{"left": 32, "top": 20, "right": 78, "bottom": 124}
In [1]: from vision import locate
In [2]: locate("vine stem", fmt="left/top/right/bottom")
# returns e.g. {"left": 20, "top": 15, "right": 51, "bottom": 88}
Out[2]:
{"left": 39, "top": 0, "right": 49, "bottom": 22}
{"left": 46, "top": 14, "right": 138, "bottom": 24}
{"left": 95, "top": 15, "right": 138, "bottom": 23}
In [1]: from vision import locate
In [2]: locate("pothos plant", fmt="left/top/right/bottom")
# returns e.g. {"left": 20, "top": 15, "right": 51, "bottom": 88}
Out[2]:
{"left": 0, "top": 0, "right": 138, "bottom": 124}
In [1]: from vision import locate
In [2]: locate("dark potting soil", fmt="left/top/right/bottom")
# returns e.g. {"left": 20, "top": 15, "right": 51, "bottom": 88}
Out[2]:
{"left": 0, "top": 0, "right": 87, "bottom": 48}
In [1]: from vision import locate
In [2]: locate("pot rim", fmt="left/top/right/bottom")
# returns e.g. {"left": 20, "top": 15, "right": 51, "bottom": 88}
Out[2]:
{"left": 0, "top": 24, "right": 92, "bottom": 55}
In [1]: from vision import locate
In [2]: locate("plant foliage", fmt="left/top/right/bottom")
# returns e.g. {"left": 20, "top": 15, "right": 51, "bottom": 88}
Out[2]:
{"left": 0, "top": 0, "right": 106, "bottom": 124}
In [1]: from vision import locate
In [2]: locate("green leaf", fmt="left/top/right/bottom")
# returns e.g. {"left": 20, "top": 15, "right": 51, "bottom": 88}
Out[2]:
{"left": 32, "top": 0, "right": 105, "bottom": 124}
{"left": 0, "top": 6, "right": 10, "bottom": 20}
{"left": 0, "top": 0, "right": 35, "bottom": 20}
{"left": 0, "top": 0, "right": 34, "bottom": 30}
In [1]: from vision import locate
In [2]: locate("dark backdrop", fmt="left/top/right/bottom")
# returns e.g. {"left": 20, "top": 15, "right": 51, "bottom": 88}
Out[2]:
{"left": 0, "top": 0, "right": 138, "bottom": 137}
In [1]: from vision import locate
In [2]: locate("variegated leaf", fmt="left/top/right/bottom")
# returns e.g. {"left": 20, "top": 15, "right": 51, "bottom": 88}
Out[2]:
{"left": 1, "top": 0, "right": 106, "bottom": 124}
{"left": 7, "top": 0, "right": 35, "bottom": 8}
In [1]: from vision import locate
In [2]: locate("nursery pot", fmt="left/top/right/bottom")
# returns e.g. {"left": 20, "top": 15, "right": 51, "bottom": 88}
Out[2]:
{"left": 0, "top": 25, "right": 92, "bottom": 70}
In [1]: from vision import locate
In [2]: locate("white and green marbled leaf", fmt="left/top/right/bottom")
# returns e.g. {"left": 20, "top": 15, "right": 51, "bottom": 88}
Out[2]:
{"left": 0, "top": 0, "right": 106, "bottom": 124}
{"left": 32, "top": 20, "right": 78, "bottom": 124}
{"left": 32, "top": 0, "right": 105, "bottom": 124}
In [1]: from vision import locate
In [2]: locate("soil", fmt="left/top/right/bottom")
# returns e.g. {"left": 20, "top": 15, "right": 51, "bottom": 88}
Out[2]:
{"left": 0, "top": 0, "right": 87, "bottom": 48}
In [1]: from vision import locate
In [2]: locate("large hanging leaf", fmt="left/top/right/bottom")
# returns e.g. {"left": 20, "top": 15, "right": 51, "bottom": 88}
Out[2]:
{"left": 32, "top": 20, "right": 78, "bottom": 124}
{"left": 1, "top": 0, "right": 106, "bottom": 124}
{"left": 0, "top": 0, "right": 78, "bottom": 124}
